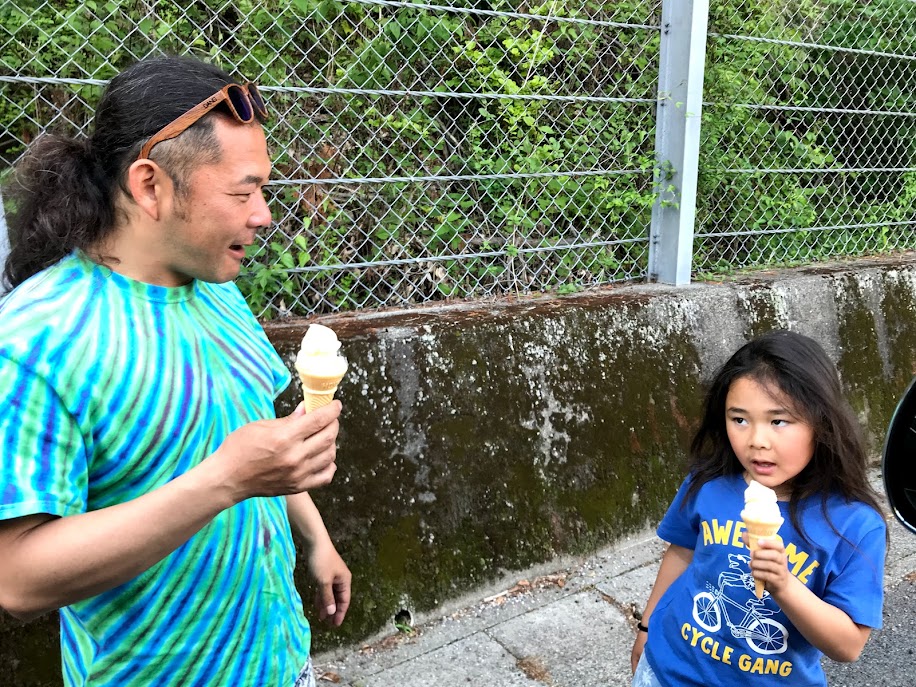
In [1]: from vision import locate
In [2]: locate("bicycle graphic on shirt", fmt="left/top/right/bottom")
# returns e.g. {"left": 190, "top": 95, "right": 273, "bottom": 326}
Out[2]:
{"left": 691, "top": 554, "right": 789, "bottom": 655}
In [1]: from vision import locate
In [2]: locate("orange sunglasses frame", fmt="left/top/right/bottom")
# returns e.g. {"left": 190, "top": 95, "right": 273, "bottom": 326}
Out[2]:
{"left": 137, "top": 82, "right": 267, "bottom": 160}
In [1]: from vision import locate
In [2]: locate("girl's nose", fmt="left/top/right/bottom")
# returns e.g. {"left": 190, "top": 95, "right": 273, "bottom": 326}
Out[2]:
{"left": 749, "top": 424, "right": 770, "bottom": 449}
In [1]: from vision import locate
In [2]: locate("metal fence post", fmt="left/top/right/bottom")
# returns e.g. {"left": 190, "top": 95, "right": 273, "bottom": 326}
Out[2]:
{"left": 0, "top": 189, "right": 8, "bottom": 296}
{"left": 649, "top": 0, "right": 709, "bottom": 285}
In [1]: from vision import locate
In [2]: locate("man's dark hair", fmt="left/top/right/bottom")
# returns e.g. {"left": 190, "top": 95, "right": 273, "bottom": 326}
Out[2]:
{"left": 2, "top": 55, "right": 236, "bottom": 289}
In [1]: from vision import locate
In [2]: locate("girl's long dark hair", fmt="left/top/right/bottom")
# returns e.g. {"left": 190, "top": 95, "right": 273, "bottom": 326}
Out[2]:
{"left": 2, "top": 55, "right": 233, "bottom": 289}
{"left": 686, "top": 330, "right": 886, "bottom": 545}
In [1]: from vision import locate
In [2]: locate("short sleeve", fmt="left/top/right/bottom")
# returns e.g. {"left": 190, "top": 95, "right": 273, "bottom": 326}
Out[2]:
{"left": 0, "top": 355, "right": 88, "bottom": 520}
{"left": 270, "top": 354, "right": 292, "bottom": 400}
{"left": 821, "top": 520, "right": 886, "bottom": 629}
{"left": 657, "top": 476, "right": 700, "bottom": 549}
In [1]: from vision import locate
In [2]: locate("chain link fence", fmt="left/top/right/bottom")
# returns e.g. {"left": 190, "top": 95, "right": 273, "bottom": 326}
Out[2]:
{"left": 0, "top": 0, "right": 662, "bottom": 318}
{"left": 695, "top": 0, "right": 916, "bottom": 276}
{"left": 1, "top": 1, "right": 914, "bottom": 319}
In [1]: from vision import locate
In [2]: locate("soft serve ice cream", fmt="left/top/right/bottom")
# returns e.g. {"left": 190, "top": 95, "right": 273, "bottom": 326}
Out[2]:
{"left": 741, "top": 479, "right": 784, "bottom": 598}
{"left": 295, "top": 324, "right": 348, "bottom": 412}
{"left": 741, "top": 480, "right": 782, "bottom": 524}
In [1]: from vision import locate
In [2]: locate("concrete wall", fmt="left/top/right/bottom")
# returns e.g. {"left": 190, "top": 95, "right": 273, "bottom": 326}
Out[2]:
{"left": 4, "top": 256, "right": 916, "bottom": 683}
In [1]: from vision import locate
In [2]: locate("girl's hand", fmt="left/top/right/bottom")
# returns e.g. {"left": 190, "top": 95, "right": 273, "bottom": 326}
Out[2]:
{"left": 747, "top": 534, "right": 789, "bottom": 596}
{"left": 631, "top": 630, "right": 648, "bottom": 674}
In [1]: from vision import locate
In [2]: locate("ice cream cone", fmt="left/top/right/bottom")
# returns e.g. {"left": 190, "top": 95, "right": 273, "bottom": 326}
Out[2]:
{"left": 744, "top": 519, "right": 783, "bottom": 598}
{"left": 298, "top": 370, "right": 346, "bottom": 413}
{"left": 295, "top": 323, "right": 348, "bottom": 413}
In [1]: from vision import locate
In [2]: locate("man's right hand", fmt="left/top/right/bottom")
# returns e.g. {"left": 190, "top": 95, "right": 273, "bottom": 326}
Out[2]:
{"left": 212, "top": 400, "right": 341, "bottom": 502}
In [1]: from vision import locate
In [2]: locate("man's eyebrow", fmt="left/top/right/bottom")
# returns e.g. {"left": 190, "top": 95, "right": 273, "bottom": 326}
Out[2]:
{"left": 238, "top": 174, "right": 265, "bottom": 185}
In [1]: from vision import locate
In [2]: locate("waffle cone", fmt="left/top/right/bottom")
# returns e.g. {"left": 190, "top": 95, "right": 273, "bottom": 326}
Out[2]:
{"left": 298, "top": 371, "right": 346, "bottom": 413}
{"left": 744, "top": 519, "right": 783, "bottom": 599}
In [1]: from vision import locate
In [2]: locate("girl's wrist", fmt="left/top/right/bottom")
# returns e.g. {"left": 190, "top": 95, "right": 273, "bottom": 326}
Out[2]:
{"left": 636, "top": 620, "right": 649, "bottom": 633}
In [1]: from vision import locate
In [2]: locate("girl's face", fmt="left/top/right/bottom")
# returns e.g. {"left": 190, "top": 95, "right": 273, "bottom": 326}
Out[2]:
{"left": 725, "top": 376, "right": 816, "bottom": 499}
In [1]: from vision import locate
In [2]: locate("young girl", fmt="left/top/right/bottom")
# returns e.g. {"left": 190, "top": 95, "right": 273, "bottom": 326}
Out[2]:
{"left": 631, "top": 330, "right": 887, "bottom": 687}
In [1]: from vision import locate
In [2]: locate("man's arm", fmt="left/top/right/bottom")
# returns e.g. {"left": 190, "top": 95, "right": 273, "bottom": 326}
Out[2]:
{"left": 0, "top": 402, "right": 340, "bottom": 621}
{"left": 0, "top": 467, "right": 235, "bottom": 620}
{"left": 286, "top": 491, "right": 351, "bottom": 627}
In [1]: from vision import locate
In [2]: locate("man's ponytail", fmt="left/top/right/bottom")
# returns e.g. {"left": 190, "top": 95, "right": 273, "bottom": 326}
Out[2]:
{"left": 3, "top": 134, "right": 116, "bottom": 288}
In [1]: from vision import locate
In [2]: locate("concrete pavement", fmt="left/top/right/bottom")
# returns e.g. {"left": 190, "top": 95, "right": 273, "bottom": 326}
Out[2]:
{"left": 314, "top": 468, "right": 916, "bottom": 686}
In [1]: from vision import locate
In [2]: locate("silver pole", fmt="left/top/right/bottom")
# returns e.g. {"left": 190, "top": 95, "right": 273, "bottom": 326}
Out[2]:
{"left": 0, "top": 188, "right": 8, "bottom": 296}
{"left": 649, "top": 0, "right": 709, "bottom": 285}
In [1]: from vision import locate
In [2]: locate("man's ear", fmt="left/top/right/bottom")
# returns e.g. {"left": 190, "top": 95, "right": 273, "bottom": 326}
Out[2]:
{"left": 125, "top": 159, "right": 172, "bottom": 221}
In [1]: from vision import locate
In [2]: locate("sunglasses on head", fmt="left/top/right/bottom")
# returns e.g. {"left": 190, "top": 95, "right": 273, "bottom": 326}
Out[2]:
{"left": 137, "top": 82, "right": 267, "bottom": 161}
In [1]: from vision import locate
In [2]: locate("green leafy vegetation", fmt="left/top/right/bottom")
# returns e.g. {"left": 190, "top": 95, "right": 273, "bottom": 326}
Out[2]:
{"left": 1, "top": 0, "right": 914, "bottom": 317}
{"left": 695, "top": 0, "right": 916, "bottom": 272}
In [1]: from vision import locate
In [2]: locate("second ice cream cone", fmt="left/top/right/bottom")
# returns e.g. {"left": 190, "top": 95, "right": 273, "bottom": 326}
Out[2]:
{"left": 745, "top": 521, "right": 783, "bottom": 598}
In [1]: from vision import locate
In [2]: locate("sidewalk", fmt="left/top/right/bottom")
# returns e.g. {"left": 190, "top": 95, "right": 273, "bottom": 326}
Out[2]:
{"left": 314, "top": 469, "right": 916, "bottom": 686}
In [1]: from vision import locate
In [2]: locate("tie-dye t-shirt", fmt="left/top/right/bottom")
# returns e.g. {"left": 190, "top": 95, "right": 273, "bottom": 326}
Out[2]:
{"left": 0, "top": 251, "right": 310, "bottom": 686}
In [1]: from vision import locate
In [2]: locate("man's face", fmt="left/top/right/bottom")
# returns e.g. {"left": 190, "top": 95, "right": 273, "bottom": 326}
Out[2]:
{"left": 159, "top": 116, "right": 273, "bottom": 285}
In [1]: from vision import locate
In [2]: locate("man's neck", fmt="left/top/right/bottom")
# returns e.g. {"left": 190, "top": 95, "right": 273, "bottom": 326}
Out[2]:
{"left": 88, "top": 224, "right": 187, "bottom": 287}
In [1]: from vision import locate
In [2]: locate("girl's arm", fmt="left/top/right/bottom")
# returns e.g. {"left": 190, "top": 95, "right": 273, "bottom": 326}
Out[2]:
{"left": 751, "top": 538, "right": 871, "bottom": 661}
{"left": 631, "top": 543, "right": 694, "bottom": 673}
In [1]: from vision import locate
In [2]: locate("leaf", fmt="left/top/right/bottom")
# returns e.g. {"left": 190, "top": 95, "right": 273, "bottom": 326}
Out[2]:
{"left": 317, "top": 0, "right": 342, "bottom": 22}
{"left": 384, "top": 20, "right": 402, "bottom": 41}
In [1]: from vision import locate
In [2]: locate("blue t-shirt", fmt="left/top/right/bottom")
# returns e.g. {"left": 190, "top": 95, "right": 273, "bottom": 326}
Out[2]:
{"left": 0, "top": 252, "right": 309, "bottom": 686}
{"left": 646, "top": 473, "right": 885, "bottom": 687}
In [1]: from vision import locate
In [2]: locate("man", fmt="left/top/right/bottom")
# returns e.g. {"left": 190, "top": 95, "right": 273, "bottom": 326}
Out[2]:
{"left": 0, "top": 55, "right": 350, "bottom": 686}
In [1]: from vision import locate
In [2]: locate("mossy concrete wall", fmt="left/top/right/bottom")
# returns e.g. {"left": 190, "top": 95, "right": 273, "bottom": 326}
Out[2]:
{"left": 4, "top": 257, "right": 916, "bottom": 683}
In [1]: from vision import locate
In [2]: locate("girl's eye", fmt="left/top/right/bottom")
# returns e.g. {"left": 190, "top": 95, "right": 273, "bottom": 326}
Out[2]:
{"left": 772, "top": 419, "right": 789, "bottom": 427}
{"left": 732, "top": 417, "right": 747, "bottom": 426}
